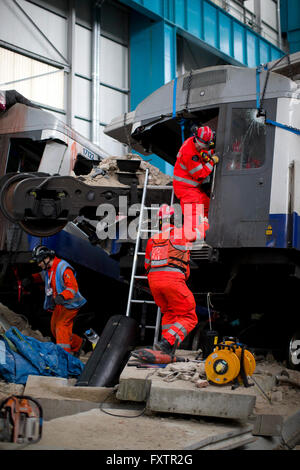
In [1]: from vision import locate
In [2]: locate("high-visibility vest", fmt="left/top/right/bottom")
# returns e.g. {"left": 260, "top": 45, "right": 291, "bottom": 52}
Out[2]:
{"left": 44, "top": 260, "right": 86, "bottom": 310}
{"left": 149, "top": 232, "right": 190, "bottom": 275}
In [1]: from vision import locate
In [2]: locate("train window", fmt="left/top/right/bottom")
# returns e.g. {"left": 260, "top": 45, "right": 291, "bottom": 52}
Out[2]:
{"left": 226, "top": 108, "right": 266, "bottom": 171}
{"left": 6, "top": 138, "right": 46, "bottom": 173}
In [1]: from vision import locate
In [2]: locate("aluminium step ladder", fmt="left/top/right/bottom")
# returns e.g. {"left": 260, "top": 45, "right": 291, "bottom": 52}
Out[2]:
{"left": 125, "top": 168, "right": 174, "bottom": 346}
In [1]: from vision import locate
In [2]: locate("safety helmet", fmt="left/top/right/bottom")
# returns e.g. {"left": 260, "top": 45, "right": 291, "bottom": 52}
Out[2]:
{"left": 194, "top": 126, "right": 214, "bottom": 147}
{"left": 158, "top": 204, "right": 175, "bottom": 219}
{"left": 31, "top": 245, "right": 55, "bottom": 263}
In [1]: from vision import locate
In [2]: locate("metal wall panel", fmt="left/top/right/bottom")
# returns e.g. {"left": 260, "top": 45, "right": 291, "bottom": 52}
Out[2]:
{"left": 100, "top": 124, "right": 125, "bottom": 155}
{"left": 261, "top": 0, "right": 277, "bottom": 30}
{"left": 74, "top": 117, "right": 91, "bottom": 140}
{"left": 203, "top": 1, "right": 218, "bottom": 48}
{"left": 74, "top": 75, "right": 91, "bottom": 121}
{"left": 75, "top": 24, "right": 92, "bottom": 79}
{"left": 219, "top": 11, "right": 232, "bottom": 56}
{"left": 246, "top": 30, "right": 258, "bottom": 68}
{"left": 233, "top": 22, "right": 245, "bottom": 63}
{"left": 0, "top": 0, "right": 68, "bottom": 66}
{"left": 120, "top": 0, "right": 284, "bottom": 67}
{"left": 186, "top": 0, "right": 202, "bottom": 38}
{"left": 0, "top": 46, "right": 64, "bottom": 109}
{"left": 100, "top": 85, "right": 128, "bottom": 125}
{"left": 100, "top": 37, "right": 128, "bottom": 90}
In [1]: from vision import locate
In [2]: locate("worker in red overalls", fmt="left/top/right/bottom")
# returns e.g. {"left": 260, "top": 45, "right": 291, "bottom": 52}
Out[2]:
{"left": 132, "top": 205, "right": 207, "bottom": 364}
{"left": 31, "top": 245, "right": 86, "bottom": 355}
{"left": 173, "top": 126, "right": 219, "bottom": 240}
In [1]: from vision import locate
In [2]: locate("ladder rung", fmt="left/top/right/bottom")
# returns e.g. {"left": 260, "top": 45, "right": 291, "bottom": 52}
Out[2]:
{"left": 140, "top": 229, "right": 159, "bottom": 233}
{"left": 134, "top": 275, "right": 148, "bottom": 279}
{"left": 139, "top": 325, "right": 156, "bottom": 330}
{"left": 131, "top": 300, "right": 156, "bottom": 304}
{"left": 137, "top": 252, "right": 146, "bottom": 255}
{"left": 146, "top": 185, "right": 173, "bottom": 190}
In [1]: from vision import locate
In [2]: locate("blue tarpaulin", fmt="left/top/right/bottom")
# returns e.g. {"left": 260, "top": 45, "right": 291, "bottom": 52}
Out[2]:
{"left": 0, "top": 327, "right": 84, "bottom": 385}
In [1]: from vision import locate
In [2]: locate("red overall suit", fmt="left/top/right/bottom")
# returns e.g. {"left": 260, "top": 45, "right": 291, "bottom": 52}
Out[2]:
{"left": 34, "top": 257, "right": 84, "bottom": 353}
{"left": 173, "top": 136, "right": 216, "bottom": 239}
{"left": 145, "top": 224, "right": 198, "bottom": 348}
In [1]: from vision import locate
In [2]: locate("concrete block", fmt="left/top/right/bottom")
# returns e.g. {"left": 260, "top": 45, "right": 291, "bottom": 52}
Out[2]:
{"left": 36, "top": 397, "right": 100, "bottom": 421}
{"left": 116, "top": 367, "right": 152, "bottom": 402}
{"left": 24, "top": 375, "right": 114, "bottom": 403}
{"left": 147, "top": 382, "right": 256, "bottom": 420}
{"left": 253, "top": 414, "right": 283, "bottom": 436}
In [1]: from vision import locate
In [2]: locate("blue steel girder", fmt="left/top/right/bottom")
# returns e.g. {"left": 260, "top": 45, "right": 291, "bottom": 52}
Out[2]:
{"left": 119, "top": 0, "right": 284, "bottom": 68}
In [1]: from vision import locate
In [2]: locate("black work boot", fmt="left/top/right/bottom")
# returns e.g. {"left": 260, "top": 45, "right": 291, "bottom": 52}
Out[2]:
{"left": 153, "top": 338, "right": 173, "bottom": 354}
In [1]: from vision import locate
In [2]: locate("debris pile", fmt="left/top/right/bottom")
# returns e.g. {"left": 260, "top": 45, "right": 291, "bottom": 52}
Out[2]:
{"left": 0, "top": 302, "right": 50, "bottom": 342}
{"left": 156, "top": 361, "right": 209, "bottom": 388}
{"left": 78, "top": 153, "right": 172, "bottom": 188}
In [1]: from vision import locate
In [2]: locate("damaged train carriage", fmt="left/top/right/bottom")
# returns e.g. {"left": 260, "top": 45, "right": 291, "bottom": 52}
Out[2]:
{"left": 0, "top": 103, "right": 131, "bottom": 336}
{"left": 105, "top": 64, "right": 300, "bottom": 365}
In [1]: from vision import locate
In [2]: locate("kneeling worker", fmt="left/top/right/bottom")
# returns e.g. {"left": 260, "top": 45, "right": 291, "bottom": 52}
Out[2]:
{"left": 132, "top": 205, "right": 204, "bottom": 364}
{"left": 31, "top": 245, "right": 86, "bottom": 355}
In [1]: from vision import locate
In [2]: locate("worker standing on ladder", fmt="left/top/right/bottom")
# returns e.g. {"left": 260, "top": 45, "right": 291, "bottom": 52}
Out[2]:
{"left": 173, "top": 126, "right": 219, "bottom": 240}
{"left": 132, "top": 205, "right": 205, "bottom": 364}
{"left": 31, "top": 245, "right": 87, "bottom": 356}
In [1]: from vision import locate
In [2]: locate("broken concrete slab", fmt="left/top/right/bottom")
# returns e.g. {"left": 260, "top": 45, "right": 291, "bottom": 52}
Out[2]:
{"left": 24, "top": 375, "right": 115, "bottom": 404}
{"left": 117, "top": 362, "right": 258, "bottom": 420}
{"left": 22, "top": 375, "right": 118, "bottom": 421}
{"left": 147, "top": 381, "right": 256, "bottom": 420}
{"left": 252, "top": 414, "right": 284, "bottom": 436}
{"left": 33, "top": 397, "right": 100, "bottom": 421}
{"left": 17, "top": 408, "right": 255, "bottom": 450}
{"left": 184, "top": 425, "right": 255, "bottom": 450}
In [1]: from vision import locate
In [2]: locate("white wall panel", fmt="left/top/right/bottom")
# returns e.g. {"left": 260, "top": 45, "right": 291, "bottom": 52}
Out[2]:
{"left": 75, "top": 24, "right": 92, "bottom": 78}
{"left": 74, "top": 76, "right": 91, "bottom": 120}
{"left": 261, "top": 23, "right": 278, "bottom": 46}
{"left": 100, "top": 85, "right": 128, "bottom": 125}
{"left": 0, "top": 0, "right": 68, "bottom": 65}
{"left": 261, "top": 0, "right": 277, "bottom": 30}
{"left": 100, "top": 125, "right": 125, "bottom": 156}
{"left": 0, "top": 47, "right": 64, "bottom": 109}
{"left": 74, "top": 117, "right": 91, "bottom": 140}
{"left": 100, "top": 37, "right": 128, "bottom": 90}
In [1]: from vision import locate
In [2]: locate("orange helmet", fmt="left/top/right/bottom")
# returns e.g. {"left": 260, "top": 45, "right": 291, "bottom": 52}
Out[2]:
{"left": 194, "top": 126, "right": 214, "bottom": 146}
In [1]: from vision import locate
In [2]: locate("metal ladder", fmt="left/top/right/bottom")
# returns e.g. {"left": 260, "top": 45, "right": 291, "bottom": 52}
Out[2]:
{"left": 125, "top": 168, "right": 174, "bottom": 346}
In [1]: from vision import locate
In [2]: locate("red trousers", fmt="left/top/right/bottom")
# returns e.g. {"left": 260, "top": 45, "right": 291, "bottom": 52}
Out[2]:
{"left": 148, "top": 272, "right": 197, "bottom": 347}
{"left": 51, "top": 305, "right": 83, "bottom": 353}
{"left": 173, "top": 182, "right": 210, "bottom": 240}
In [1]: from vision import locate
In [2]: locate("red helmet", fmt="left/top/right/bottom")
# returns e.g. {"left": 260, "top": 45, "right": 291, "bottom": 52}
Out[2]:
{"left": 195, "top": 126, "right": 214, "bottom": 146}
{"left": 158, "top": 204, "right": 175, "bottom": 219}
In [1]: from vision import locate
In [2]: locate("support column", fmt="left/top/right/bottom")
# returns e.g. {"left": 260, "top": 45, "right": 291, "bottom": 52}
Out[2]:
{"left": 91, "top": 1, "right": 101, "bottom": 146}
{"left": 67, "top": 0, "right": 76, "bottom": 128}
{"left": 130, "top": 12, "right": 176, "bottom": 174}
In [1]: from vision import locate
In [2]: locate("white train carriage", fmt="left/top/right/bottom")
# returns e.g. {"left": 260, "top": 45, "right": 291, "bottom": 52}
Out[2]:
{"left": 105, "top": 61, "right": 300, "bottom": 362}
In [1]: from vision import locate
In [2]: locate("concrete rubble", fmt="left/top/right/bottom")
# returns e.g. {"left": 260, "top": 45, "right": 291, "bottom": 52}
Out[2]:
{"left": 0, "top": 302, "right": 299, "bottom": 450}
{"left": 77, "top": 153, "right": 172, "bottom": 188}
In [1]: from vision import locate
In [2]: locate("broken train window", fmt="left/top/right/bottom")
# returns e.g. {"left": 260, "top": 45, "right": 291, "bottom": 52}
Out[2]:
{"left": 226, "top": 109, "right": 266, "bottom": 171}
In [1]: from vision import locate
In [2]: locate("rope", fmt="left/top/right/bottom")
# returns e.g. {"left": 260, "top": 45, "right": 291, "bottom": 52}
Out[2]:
{"left": 185, "top": 69, "right": 193, "bottom": 112}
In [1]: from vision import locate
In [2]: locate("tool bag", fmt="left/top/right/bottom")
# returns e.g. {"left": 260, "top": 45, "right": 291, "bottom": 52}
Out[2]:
{"left": 76, "top": 315, "right": 139, "bottom": 387}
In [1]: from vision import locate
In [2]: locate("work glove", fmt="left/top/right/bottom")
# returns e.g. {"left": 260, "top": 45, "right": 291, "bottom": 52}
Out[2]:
{"left": 54, "top": 294, "right": 65, "bottom": 305}
{"left": 211, "top": 155, "right": 219, "bottom": 164}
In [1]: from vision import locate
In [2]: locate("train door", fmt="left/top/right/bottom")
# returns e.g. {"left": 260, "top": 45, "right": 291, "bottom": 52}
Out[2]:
{"left": 207, "top": 100, "right": 276, "bottom": 248}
